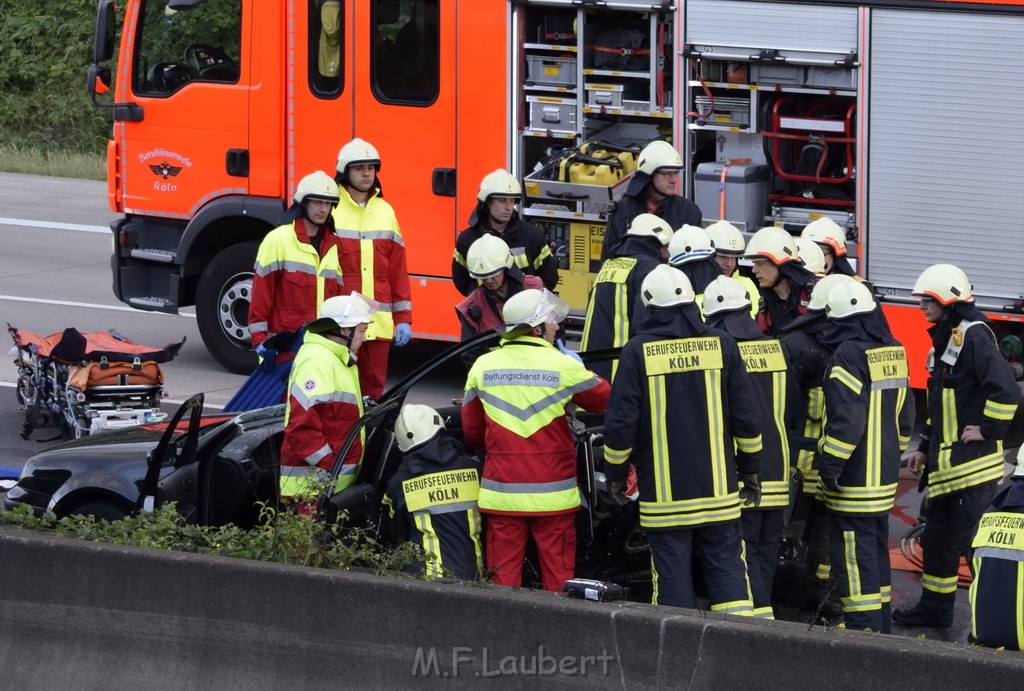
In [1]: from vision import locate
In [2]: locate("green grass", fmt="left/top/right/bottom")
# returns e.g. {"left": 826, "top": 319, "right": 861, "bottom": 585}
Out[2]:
{"left": 0, "top": 145, "right": 105, "bottom": 180}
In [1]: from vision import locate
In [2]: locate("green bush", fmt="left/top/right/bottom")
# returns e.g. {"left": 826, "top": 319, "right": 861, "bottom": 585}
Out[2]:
{"left": 0, "top": 501, "right": 427, "bottom": 577}
{"left": 0, "top": 1, "right": 114, "bottom": 155}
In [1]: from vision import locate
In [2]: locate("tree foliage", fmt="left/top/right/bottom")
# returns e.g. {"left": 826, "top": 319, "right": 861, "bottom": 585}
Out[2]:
{"left": 0, "top": 1, "right": 116, "bottom": 154}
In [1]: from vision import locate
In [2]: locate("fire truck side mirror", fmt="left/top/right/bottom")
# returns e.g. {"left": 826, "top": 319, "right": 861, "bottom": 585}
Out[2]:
{"left": 93, "top": 0, "right": 117, "bottom": 64}
{"left": 88, "top": 65, "right": 112, "bottom": 97}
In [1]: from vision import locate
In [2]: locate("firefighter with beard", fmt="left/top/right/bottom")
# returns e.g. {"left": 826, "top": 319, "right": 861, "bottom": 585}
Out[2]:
{"left": 249, "top": 171, "right": 345, "bottom": 352}
{"left": 703, "top": 275, "right": 790, "bottom": 619}
{"left": 893, "top": 264, "right": 1020, "bottom": 629}
{"left": 603, "top": 265, "right": 762, "bottom": 613}
{"left": 667, "top": 224, "right": 720, "bottom": 313}
{"left": 454, "top": 234, "right": 544, "bottom": 369}
{"left": 705, "top": 220, "right": 759, "bottom": 319}
{"left": 580, "top": 213, "right": 673, "bottom": 382}
{"left": 462, "top": 289, "right": 610, "bottom": 592}
{"left": 332, "top": 138, "right": 412, "bottom": 400}
{"left": 817, "top": 279, "right": 915, "bottom": 633}
{"left": 601, "top": 140, "right": 702, "bottom": 261}
{"left": 779, "top": 274, "right": 851, "bottom": 617}
{"left": 744, "top": 226, "right": 816, "bottom": 336}
{"left": 452, "top": 169, "right": 558, "bottom": 296}
{"left": 383, "top": 404, "right": 484, "bottom": 581}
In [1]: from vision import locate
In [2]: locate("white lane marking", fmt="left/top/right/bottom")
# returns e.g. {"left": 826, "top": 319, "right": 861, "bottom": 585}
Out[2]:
{"left": 0, "top": 217, "right": 110, "bottom": 234}
{"left": 0, "top": 294, "right": 196, "bottom": 318}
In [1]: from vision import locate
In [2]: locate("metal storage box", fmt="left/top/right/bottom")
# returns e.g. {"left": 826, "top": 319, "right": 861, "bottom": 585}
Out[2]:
{"left": 586, "top": 83, "right": 624, "bottom": 107}
{"left": 694, "top": 161, "right": 770, "bottom": 231}
{"left": 804, "top": 66, "right": 856, "bottom": 89}
{"left": 526, "top": 95, "right": 577, "bottom": 134}
{"left": 751, "top": 63, "right": 803, "bottom": 85}
{"left": 526, "top": 55, "right": 577, "bottom": 85}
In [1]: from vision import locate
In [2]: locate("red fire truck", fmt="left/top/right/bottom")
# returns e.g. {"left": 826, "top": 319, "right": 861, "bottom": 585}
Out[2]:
{"left": 89, "top": 0, "right": 1024, "bottom": 388}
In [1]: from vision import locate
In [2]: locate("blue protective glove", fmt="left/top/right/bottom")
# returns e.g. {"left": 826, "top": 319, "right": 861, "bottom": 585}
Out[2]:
{"left": 556, "top": 339, "right": 583, "bottom": 365}
{"left": 394, "top": 323, "right": 412, "bottom": 347}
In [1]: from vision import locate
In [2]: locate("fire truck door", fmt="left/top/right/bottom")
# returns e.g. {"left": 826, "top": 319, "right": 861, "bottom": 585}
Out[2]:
{"left": 116, "top": 1, "right": 251, "bottom": 218}
{"left": 353, "top": 0, "right": 456, "bottom": 278}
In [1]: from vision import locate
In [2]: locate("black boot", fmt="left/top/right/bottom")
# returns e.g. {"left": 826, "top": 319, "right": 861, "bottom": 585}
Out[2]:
{"left": 805, "top": 579, "right": 842, "bottom": 618}
{"left": 892, "top": 604, "right": 952, "bottom": 629}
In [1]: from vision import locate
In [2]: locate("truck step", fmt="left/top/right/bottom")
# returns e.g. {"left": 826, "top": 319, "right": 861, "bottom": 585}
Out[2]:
{"left": 127, "top": 296, "right": 173, "bottom": 310}
{"left": 130, "top": 248, "right": 177, "bottom": 263}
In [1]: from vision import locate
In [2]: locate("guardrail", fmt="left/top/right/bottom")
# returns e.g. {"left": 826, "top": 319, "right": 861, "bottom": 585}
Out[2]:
{"left": 1, "top": 528, "right": 1021, "bottom": 688}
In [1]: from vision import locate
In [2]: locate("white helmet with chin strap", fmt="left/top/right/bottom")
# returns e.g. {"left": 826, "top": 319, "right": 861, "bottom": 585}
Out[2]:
{"left": 336, "top": 138, "right": 381, "bottom": 174}
{"left": 641, "top": 264, "right": 695, "bottom": 308}
{"left": 706, "top": 220, "right": 745, "bottom": 256}
{"left": 467, "top": 234, "right": 514, "bottom": 279}
{"left": 477, "top": 169, "right": 522, "bottom": 203}
{"left": 500, "top": 289, "right": 569, "bottom": 334}
{"left": 394, "top": 404, "right": 446, "bottom": 453}
{"left": 668, "top": 224, "right": 714, "bottom": 266}
{"left": 795, "top": 237, "right": 827, "bottom": 277}
{"left": 636, "top": 140, "right": 683, "bottom": 176}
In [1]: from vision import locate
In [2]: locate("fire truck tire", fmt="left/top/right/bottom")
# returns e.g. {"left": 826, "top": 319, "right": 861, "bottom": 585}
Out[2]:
{"left": 196, "top": 242, "right": 260, "bottom": 374}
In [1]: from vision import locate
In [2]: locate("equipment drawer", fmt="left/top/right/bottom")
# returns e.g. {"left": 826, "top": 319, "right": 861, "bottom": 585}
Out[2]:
{"left": 527, "top": 96, "right": 578, "bottom": 133}
{"left": 526, "top": 55, "right": 577, "bottom": 85}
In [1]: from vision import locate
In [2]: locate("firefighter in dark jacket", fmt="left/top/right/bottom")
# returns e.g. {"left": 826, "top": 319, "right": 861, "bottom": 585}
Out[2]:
{"left": 744, "top": 226, "right": 816, "bottom": 337}
{"left": 452, "top": 169, "right": 558, "bottom": 296}
{"left": 580, "top": 213, "right": 672, "bottom": 382}
{"left": 601, "top": 140, "right": 702, "bottom": 261}
{"left": 703, "top": 275, "right": 790, "bottom": 619}
{"left": 969, "top": 446, "right": 1024, "bottom": 651}
{"left": 779, "top": 274, "right": 849, "bottom": 617}
{"left": 893, "top": 264, "right": 1020, "bottom": 628}
{"left": 603, "top": 265, "right": 763, "bottom": 613}
{"left": 383, "top": 404, "right": 484, "bottom": 581}
{"left": 817, "top": 279, "right": 915, "bottom": 633}
{"left": 454, "top": 234, "right": 543, "bottom": 369}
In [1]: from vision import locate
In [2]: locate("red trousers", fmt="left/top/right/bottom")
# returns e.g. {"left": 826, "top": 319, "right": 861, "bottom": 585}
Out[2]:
{"left": 357, "top": 338, "right": 390, "bottom": 400}
{"left": 485, "top": 512, "right": 576, "bottom": 592}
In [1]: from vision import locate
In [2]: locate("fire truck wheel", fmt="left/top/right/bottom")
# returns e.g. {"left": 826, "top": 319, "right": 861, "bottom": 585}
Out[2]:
{"left": 196, "top": 242, "right": 260, "bottom": 374}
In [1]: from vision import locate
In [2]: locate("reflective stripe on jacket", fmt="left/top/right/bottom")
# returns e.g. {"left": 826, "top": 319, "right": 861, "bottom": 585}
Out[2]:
{"left": 248, "top": 221, "right": 344, "bottom": 348}
{"left": 462, "top": 335, "right": 610, "bottom": 516}
{"left": 818, "top": 342, "right": 914, "bottom": 514}
{"left": 332, "top": 189, "right": 412, "bottom": 341}
{"left": 281, "top": 332, "right": 364, "bottom": 499}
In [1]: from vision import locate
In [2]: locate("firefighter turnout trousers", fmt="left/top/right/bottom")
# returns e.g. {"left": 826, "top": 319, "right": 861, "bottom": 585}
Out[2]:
{"left": 829, "top": 514, "right": 891, "bottom": 633}
{"left": 918, "top": 482, "right": 996, "bottom": 625}
{"left": 648, "top": 522, "right": 752, "bottom": 613}
{"left": 741, "top": 510, "right": 784, "bottom": 618}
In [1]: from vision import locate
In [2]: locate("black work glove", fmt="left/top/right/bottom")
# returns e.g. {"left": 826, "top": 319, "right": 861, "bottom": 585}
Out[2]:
{"left": 602, "top": 477, "right": 631, "bottom": 507}
{"left": 738, "top": 473, "right": 762, "bottom": 508}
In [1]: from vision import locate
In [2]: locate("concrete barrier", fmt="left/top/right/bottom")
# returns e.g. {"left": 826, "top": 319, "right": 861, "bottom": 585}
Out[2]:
{"left": 1, "top": 528, "right": 1022, "bottom": 689}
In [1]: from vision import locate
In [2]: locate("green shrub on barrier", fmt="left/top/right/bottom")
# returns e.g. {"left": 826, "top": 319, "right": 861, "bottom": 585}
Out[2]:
{"left": 0, "top": 501, "right": 427, "bottom": 577}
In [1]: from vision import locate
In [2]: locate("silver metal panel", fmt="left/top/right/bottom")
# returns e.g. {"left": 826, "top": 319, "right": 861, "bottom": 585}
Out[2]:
{"left": 867, "top": 9, "right": 1024, "bottom": 306}
{"left": 686, "top": 0, "right": 858, "bottom": 57}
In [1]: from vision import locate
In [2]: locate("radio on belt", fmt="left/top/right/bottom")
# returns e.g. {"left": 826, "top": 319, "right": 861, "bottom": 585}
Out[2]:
{"left": 562, "top": 578, "right": 626, "bottom": 602}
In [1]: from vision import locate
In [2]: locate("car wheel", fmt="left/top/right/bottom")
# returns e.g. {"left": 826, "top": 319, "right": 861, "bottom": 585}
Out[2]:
{"left": 68, "top": 499, "right": 130, "bottom": 522}
{"left": 196, "top": 241, "right": 261, "bottom": 374}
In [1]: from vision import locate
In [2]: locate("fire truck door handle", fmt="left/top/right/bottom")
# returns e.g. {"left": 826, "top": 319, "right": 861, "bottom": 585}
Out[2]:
{"left": 432, "top": 168, "right": 456, "bottom": 197}
{"left": 226, "top": 149, "right": 249, "bottom": 177}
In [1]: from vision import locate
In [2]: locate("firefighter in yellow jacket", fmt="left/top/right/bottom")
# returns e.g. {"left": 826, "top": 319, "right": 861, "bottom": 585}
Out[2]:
{"left": 604, "top": 265, "right": 763, "bottom": 612}
{"left": 333, "top": 138, "right": 412, "bottom": 400}
{"left": 462, "top": 289, "right": 611, "bottom": 591}
{"left": 280, "top": 292, "right": 375, "bottom": 511}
